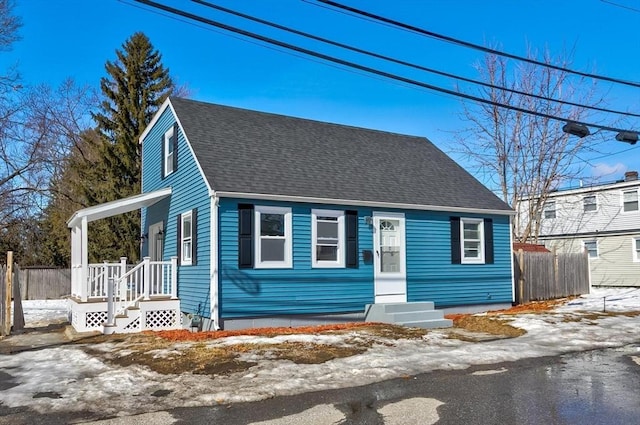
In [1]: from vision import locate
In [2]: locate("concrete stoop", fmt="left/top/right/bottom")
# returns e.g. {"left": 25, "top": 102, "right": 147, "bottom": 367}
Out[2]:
{"left": 365, "top": 302, "right": 453, "bottom": 329}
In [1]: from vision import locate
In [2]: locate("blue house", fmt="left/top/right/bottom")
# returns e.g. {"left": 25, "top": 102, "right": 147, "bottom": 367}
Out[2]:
{"left": 68, "top": 97, "right": 514, "bottom": 333}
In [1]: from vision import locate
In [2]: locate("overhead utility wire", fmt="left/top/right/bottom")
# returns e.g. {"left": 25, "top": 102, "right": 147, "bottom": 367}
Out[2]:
{"left": 313, "top": 0, "right": 640, "bottom": 89}
{"left": 132, "top": 0, "right": 636, "bottom": 134}
{"left": 192, "top": 0, "right": 640, "bottom": 119}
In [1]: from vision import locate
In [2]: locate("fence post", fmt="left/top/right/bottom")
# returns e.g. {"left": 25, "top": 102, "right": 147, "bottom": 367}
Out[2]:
{"left": 170, "top": 256, "right": 178, "bottom": 299}
{"left": 4, "top": 251, "right": 13, "bottom": 336}
{"left": 12, "top": 264, "right": 24, "bottom": 332}
{"left": 517, "top": 249, "right": 525, "bottom": 304}
{"left": 143, "top": 257, "right": 151, "bottom": 301}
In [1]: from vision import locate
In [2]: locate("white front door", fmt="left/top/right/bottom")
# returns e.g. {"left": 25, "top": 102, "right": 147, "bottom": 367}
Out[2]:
{"left": 373, "top": 212, "right": 407, "bottom": 303}
{"left": 148, "top": 222, "right": 164, "bottom": 261}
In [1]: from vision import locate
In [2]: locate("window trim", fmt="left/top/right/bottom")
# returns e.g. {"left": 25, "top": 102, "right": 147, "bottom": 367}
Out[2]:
{"left": 632, "top": 238, "right": 640, "bottom": 263}
{"left": 163, "top": 126, "right": 175, "bottom": 177}
{"left": 583, "top": 240, "right": 599, "bottom": 260}
{"left": 622, "top": 189, "right": 639, "bottom": 213}
{"left": 543, "top": 200, "right": 556, "bottom": 219}
{"left": 254, "top": 206, "right": 292, "bottom": 269}
{"left": 460, "top": 217, "right": 485, "bottom": 264}
{"left": 311, "top": 209, "right": 345, "bottom": 268}
{"left": 583, "top": 194, "right": 597, "bottom": 213}
{"left": 180, "top": 210, "right": 193, "bottom": 266}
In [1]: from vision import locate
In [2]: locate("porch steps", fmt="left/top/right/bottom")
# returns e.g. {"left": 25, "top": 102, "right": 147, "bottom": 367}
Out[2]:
{"left": 365, "top": 302, "right": 453, "bottom": 329}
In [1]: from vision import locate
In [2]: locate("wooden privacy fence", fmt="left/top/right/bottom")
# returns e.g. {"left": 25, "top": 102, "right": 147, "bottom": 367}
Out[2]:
{"left": 513, "top": 250, "right": 590, "bottom": 303}
{"left": 0, "top": 265, "right": 71, "bottom": 300}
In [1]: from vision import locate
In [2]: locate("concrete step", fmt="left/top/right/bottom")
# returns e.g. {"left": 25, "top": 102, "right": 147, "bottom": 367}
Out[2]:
{"left": 389, "top": 310, "right": 448, "bottom": 323}
{"left": 381, "top": 302, "right": 435, "bottom": 314}
{"left": 398, "top": 318, "right": 453, "bottom": 329}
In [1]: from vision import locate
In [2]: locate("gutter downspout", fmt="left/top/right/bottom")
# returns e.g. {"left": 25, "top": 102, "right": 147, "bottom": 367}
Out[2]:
{"left": 210, "top": 194, "right": 220, "bottom": 330}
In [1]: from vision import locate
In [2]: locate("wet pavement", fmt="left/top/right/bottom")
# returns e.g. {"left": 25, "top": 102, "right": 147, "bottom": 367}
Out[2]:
{"left": 0, "top": 324, "right": 98, "bottom": 354}
{"left": 1, "top": 343, "right": 638, "bottom": 424}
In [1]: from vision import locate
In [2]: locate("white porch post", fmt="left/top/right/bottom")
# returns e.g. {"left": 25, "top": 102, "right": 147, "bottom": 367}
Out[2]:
{"left": 70, "top": 225, "right": 80, "bottom": 297}
{"left": 143, "top": 256, "right": 151, "bottom": 300}
{"left": 170, "top": 256, "right": 178, "bottom": 299}
{"left": 119, "top": 257, "right": 127, "bottom": 280}
{"left": 80, "top": 217, "right": 89, "bottom": 302}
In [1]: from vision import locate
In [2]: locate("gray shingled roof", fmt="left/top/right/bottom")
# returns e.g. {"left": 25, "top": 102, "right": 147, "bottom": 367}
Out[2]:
{"left": 170, "top": 97, "right": 512, "bottom": 212}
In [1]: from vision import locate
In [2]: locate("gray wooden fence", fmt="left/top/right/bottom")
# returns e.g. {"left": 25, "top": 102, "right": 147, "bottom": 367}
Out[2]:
{"left": 513, "top": 250, "right": 590, "bottom": 303}
{"left": 0, "top": 265, "right": 71, "bottom": 300}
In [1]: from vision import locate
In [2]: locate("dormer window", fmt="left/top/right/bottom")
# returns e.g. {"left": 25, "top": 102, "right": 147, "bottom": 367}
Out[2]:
{"left": 163, "top": 125, "right": 177, "bottom": 177}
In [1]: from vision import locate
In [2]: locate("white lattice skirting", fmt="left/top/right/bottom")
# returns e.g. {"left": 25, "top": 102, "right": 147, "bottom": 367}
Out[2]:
{"left": 69, "top": 298, "right": 181, "bottom": 333}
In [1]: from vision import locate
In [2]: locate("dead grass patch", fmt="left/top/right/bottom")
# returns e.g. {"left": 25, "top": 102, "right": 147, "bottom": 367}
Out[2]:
{"left": 450, "top": 315, "right": 526, "bottom": 338}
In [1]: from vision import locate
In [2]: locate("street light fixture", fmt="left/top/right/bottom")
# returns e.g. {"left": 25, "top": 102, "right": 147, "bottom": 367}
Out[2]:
{"left": 562, "top": 122, "right": 590, "bottom": 138}
{"left": 615, "top": 131, "right": 638, "bottom": 145}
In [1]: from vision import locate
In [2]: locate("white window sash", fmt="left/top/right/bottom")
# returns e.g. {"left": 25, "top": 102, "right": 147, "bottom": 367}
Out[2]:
{"left": 181, "top": 211, "right": 193, "bottom": 265}
{"left": 164, "top": 127, "right": 175, "bottom": 177}
{"left": 460, "top": 218, "right": 485, "bottom": 264}
{"left": 312, "top": 209, "right": 345, "bottom": 268}
{"left": 254, "top": 206, "right": 292, "bottom": 269}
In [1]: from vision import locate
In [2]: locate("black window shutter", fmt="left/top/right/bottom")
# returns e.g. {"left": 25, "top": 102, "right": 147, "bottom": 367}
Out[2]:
{"left": 484, "top": 218, "right": 494, "bottom": 264}
{"left": 345, "top": 210, "right": 358, "bottom": 268}
{"left": 176, "top": 214, "right": 182, "bottom": 264}
{"left": 172, "top": 122, "right": 179, "bottom": 172}
{"left": 450, "top": 217, "right": 461, "bottom": 264}
{"left": 191, "top": 209, "right": 198, "bottom": 266}
{"left": 238, "top": 204, "right": 254, "bottom": 268}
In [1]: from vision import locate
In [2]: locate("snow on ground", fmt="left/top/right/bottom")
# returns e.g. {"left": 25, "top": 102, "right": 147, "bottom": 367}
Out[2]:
{"left": 15, "top": 299, "right": 69, "bottom": 327}
{"left": 0, "top": 288, "right": 639, "bottom": 417}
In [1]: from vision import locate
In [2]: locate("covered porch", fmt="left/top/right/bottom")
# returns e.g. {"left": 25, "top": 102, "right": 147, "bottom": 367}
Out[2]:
{"left": 67, "top": 188, "right": 182, "bottom": 334}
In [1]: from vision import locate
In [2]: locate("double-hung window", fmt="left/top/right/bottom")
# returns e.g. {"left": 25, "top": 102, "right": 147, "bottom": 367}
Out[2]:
{"left": 584, "top": 240, "right": 598, "bottom": 259}
{"left": 623, "top": 190, "right": 639, "bottom": 212}
{"left": 583, "top": 195, "right": 597, "bottom": 212}
{"left": 312, "top": 210, "right": 345, "bottom": 268}
{"left": 163, "top": 125, "right": 177, "bottom": 177}
{"left": 543, "top": 200, "right": 556, "bottom": 219}
{"left": 255, "top": 206, "right": 292, "bottom": 268}
{"left": 180, "top": 210, "right": 194, "bottom": 266}
{"left": 633, "top": 238, "right": 640, "bottom": 262}
{"left": 461, "top": 218, "right": 484, "bottom": 264}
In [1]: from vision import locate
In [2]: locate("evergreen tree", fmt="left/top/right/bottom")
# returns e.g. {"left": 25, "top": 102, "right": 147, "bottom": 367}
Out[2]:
{"left": 90, "top": 32, "right": 174, "bottom": 262}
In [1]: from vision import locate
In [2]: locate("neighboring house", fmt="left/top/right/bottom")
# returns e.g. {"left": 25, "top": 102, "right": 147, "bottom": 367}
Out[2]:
{"left": 518, "top": 171, "right": 640, "bottom": 287}
{"left": 68, "top": 97, "right": 514, "bottom": 334}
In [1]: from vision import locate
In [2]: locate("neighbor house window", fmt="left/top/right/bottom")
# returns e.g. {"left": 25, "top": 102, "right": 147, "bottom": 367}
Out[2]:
{"left": 633, "top": 238, "right": 640, "bottom": 262}
{"left": 180, "top": 210, "right": 194, "bottom": 266}
{"left": 460, "top": 218, "right": 484, "bottom": 264}
{"left": 623, "top": 190, "right": 639, "bottom": 212}
{"left": 543, "top": 200, "right": 556, "bottom": 219}
{"left": 255, "top": 206, "right": 292, "bottom": 268}
{"left": 583, "top": 195, "right": 597, "bottom": 212}
{"left": 312, "top": 210, "right": 345, "bottom": 268}
{"left": 584, "top": 240, "right": 598, "bottom": 259}
{"left": 163, "top": 125, "right": 176, "bottom": 177}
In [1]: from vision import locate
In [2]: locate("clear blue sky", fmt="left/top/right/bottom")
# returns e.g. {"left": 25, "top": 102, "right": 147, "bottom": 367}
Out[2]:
{"left": 5, "top": 0, "right": 640, "bottom": 190}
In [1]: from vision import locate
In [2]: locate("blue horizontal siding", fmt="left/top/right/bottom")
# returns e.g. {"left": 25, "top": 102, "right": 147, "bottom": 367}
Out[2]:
{"left": 406, "top": 211, "right": 513, "bottom": 307}
{"left": 141, "top": 107, "right": 211, "bottom": 316}
{"left": 219, "top": 198, "right": 374, "bottom": 318}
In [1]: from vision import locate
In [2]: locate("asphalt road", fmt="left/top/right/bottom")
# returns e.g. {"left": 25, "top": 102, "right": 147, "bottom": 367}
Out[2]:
{"left": 2, "top": 344, "right": 639, "bottom": 424}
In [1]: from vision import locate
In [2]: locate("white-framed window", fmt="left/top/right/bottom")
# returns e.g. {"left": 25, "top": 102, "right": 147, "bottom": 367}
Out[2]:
{"left": 543, "top": 200, "right": 556, "bottom": 219}
{"left": 623, "top": 189, "right": 639, "bottom": 212}
{"left": 255, "top": 206, "right": 292, "bottom": 268}
{"left": 633, "top": 238, "right": 640, "bottom": 262}
{"left": 461, "top": 218, "right": 484, "bottom": 264}
{"left": 583, "top": 240, "right": 598, "bottom": 259}
{"left": 312, "top": 209, "right": 345, "bottom": 268}
{"left": 180, "top": 210, "right": 193, "bottom": 265}
{"left": 163, "top": 126, "right": 175, "bottom": 177}
{"left": 583, "top": 195, "right": 597, "bottom": 213}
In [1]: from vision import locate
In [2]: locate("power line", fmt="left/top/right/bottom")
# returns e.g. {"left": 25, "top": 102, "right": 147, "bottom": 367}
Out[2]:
{"left": 313, "top": 0, "right": 640, "bottom": 89}
{"left": 131, "top": 0, "right": 637, "bottom": 134}
{"left": 600, "top": 0, "right": 640, "bottom": 13}
{"left": 192, "top": 0, "right": 640, "bottom": 119}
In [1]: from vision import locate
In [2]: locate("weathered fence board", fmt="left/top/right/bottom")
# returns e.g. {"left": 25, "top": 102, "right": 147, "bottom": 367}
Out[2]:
{"left": 514, "top": 250, "right": 589, "bottom": 303}
{"left": 0, "top": 265, "right": 70, "bottom": 301}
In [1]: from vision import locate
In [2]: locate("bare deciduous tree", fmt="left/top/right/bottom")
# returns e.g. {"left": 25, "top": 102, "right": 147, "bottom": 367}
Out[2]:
{"left": 453, "top": 47, "right": 612, "bottom": 243}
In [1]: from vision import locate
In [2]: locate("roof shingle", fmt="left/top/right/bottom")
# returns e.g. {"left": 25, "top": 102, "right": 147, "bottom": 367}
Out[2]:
{"left": 170, "top": 97, "right": 512, "bottom": 212}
